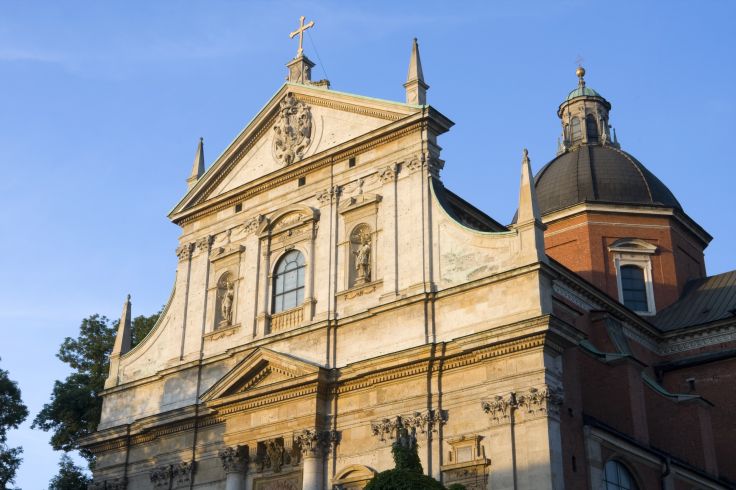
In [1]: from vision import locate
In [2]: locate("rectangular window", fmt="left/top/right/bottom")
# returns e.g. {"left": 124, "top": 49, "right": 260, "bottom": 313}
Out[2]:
{"left": 298, "top": 177, "right": 306, "bottom": 186}
{"left": 348, "top": 157, "right": 356, "bottom": 168}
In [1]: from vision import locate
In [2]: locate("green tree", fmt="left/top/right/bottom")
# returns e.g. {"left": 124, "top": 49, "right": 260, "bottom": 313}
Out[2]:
{"left": 365, "top": 431, "right": 446, "bottom": 490}
{"left": 0, "top": 358, "right": 29, "bottom": 490}
{"left": 49, "top": 454, "right": 90, "bottom": 490}
{"left": 33, "top": 309, "right": 161, "bottom": 462}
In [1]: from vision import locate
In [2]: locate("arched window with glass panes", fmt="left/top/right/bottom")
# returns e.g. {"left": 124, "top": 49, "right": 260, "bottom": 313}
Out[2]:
{"left": 602, "top": 460, "right": 639, "bottom": 490}
{"left": 570, "top": 117, "right": 583, "bottom": 143}
{"left": 272, "top": 250, "right": 305, "bottom": 314}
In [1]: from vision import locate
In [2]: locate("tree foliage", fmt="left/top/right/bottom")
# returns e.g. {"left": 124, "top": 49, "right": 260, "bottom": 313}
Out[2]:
{"left": 0, "top": 358, "right": 29, "bottom": 489}
{"left": 49, "top": 454, "right": 90, "bottom": 490}
{"left": 33, "top": 309, "right": 161, "bottom": 462}
{"left": 365, "top": 436, "right": 447, "bottom": 490}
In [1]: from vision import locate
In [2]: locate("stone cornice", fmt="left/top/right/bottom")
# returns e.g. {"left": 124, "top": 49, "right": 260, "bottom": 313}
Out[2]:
{"left": 540, "top": 202, "right": 712, "bottom": 247}
{"left": 83, "top": 315, "right": 565, "bottom": 455}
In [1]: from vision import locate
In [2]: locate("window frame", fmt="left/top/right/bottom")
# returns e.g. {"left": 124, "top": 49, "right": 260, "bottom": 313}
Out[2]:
{"left": 271, "top": 249, "right": 306, "bottom": 314}
{"left": 602, "top": 459, "right": 639, "bottom": 490}
{"left": 609, "top": 239, "right": 657, "bottom": 316}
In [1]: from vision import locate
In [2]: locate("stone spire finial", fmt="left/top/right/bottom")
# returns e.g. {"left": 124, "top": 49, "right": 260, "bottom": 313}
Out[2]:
{"left": 514, "top": 149, "right": 547, "bottom": 263}
{"left": 404, "top": 38, "right": 429, "bottom": 105}
{"left": 111, "top": 294, "right": 132, "bottom": 356}
{"left": 516, "top": 149, "right": 541, "bottom": 225}
{"left": 187, "top": 137, "right": 205, "bottom": 190}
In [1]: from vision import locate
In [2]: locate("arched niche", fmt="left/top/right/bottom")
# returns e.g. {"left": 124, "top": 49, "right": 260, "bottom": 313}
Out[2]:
{"left": 333, "top": 465, "right": 377, "bottom": 490}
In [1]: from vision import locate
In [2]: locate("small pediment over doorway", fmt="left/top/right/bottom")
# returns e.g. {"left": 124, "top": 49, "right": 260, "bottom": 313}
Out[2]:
{"left": 201, "top": 348, "right": 323, "bottom": 408}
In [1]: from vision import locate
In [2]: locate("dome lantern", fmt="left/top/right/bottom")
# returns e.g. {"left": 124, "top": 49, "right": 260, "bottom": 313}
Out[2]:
{"left": 557, "top": 66, "right": 617, "bottom": 154}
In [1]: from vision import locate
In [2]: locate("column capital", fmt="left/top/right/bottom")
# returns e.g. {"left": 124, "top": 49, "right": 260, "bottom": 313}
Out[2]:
{"left": 219, "top": 445, "right": 249, "bottom": 474}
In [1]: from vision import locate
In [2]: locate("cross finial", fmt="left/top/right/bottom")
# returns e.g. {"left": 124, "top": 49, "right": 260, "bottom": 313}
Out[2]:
{"left": 290, "top": 16, "right": 315, "bottom": 58}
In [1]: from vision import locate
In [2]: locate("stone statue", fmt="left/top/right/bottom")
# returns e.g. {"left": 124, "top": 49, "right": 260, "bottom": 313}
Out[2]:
{"left": 353, "top": 233, "right": 371, "bottom": 284}
{"left": 221, "top": 281, "right": 234, "bottom": 326}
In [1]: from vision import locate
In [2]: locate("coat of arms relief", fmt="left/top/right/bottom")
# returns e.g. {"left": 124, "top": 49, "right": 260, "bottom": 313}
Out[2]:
{"left": 272, "top": 93, "right": 313, "bottom": 166}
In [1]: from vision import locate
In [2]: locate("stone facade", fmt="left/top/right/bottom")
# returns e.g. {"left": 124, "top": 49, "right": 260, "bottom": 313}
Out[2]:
{"left": 82, "top": 42, "right": 734, "bottom": 490}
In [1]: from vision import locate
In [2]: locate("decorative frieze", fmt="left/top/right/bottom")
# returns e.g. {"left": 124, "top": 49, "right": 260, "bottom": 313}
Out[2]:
{"left": 293, "top": 428, "right": 340, "bottom": 457}
{"left": 315, "top": 185, "right": 342, "bottom": 205}
{"left": 255, "top": 438, "right": 300, "bottom": 474}
{"left": 481, "top": 386, "right": 564, "bottom": 425}
{"left": 172, "top": 461, "right": 194, "bottom": 486}
{"left": 175, "top": 243, "right": 194, "bottom": 262}
{"left": 219, "top": 445, "right": 249, "bottom": 474}
{"left": 243, "top": 214, "right": 266, "bottom": 235}
{"left": 150, "top": 466, "right": 171, "bottom": 488}
{"left": 378, "top": 163, "right": 399, "bottom": 183}
{"left": 370, "top": 410, "right": 447, "bottom": 443}
{"left": 195, "top": 235, "right": 214, "bottom": 254}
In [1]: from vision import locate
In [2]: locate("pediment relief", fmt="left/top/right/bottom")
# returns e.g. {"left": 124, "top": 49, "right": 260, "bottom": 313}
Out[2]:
{"left": 201, "top": 348, "right": 322, "bottom": 405}
{"left": 260, "top": 205, "right": 319, "bottom": 236}
{"left": 169, "top": 84, "right": 419, "bottom": 223}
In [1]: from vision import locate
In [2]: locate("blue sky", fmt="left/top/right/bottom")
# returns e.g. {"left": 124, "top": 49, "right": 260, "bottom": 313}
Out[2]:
{"left": 1, "top": 1, "right": 734, "bottom": 487}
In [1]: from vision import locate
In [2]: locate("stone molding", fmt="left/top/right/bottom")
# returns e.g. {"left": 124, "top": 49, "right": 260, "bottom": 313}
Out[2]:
{"left": 210, "top": 244, "right": 244, "bottom": 262}
{"left": 481, "top": 386, "right": 564, "bottom": 425}
{"left": 150, "top": 465, "right": 171, "bottom": 488}
{"left": 172, "top": 461, "right": 194, "bottom": 486}
{"left": 315, "top": 185, "right": 342, "bottom": 205}
{"left": 150, "top": 461, "right": 193, "bottom": 488}
{"left": 219, "top": 445, "right": 249, "bottom": 474}
{"left": 378, "top": 163, "right": 399, "bottom": 183}
{"left": 243, "top": 214, "right": 266, "bottom": 235}
{"left": 195, "top": 235, "right": 214, "bottom": 254}
{"left": 175, "top": 243, "right": 194, "bottom": 262}
{"left": 293, "top": 428, "right": 340, "bottom": 457}
{"left": 370, "top": 409, "right": 447, "bottom": 443}
{"left": 659, "top": 324, "right": 736, "bottom": 355}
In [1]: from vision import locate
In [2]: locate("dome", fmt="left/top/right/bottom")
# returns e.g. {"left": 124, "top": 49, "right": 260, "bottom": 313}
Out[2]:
{"left": 534, "top": 145, "right": 682, "bottom": 215}
{"left": 566, "top": 86, "right": 601, "bottom": 100}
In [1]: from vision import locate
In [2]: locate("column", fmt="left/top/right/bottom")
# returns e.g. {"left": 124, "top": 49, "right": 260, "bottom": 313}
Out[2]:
{"left": 219, "top": 446, "right": 248, "bottom": 490}
{"left": 295, "top": 429, "right": 325, "bottom": 490}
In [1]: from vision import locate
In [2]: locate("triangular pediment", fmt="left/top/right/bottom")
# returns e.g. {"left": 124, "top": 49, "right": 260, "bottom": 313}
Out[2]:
{"left": 201, "top": 348, "right": 323, "bottom": 405}
{"left": 170, "top": 83, "right": 422, "bottom": 221}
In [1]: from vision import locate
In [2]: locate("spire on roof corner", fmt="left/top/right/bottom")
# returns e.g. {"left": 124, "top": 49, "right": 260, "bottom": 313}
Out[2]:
{"left": 404, "top": 37, "right": 429, "bottom": 105}
{"left": 111, "top": 294, "right": 132, "bottom": 357}
{"left": 516, "top": 149, "right": 541, "bottom": 225}
{"left": 515, "top": 148, "right": 547, "bottom": 263}
{"left": 187, "top": 137, "right": 205, "bottom": 190}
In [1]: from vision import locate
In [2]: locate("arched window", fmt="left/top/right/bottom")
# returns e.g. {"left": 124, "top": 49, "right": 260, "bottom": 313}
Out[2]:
{"left": 586, "top": 114, "right": 599, "bottom": 143}
{"left": 272, "top": 250, "right": 305, "bottom": 314}
{"left": 602, "top": 460, "right": 638, "bottom": 490}
{"left": 620, "top": 265, "right": 648, "bottom": 312}
{"left": 570, "top": 117, "right": 582, "bottom": 143}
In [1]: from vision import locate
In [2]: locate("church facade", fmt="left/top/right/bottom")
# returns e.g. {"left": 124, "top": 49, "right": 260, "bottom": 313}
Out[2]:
{"left": 81, "top": 26, "right": 736, "bottom": 490}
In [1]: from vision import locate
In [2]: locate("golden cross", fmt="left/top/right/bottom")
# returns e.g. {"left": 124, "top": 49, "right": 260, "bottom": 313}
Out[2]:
{"left": 290, "top": 16, "right": 315, "bottom": 57}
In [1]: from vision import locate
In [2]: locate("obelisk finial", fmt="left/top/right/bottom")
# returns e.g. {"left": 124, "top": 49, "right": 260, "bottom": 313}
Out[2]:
{"left": 404, "top": 37, "right": 428, "bottom": 105}
{"left": 186, "top": 137, "right": 205, "bottom": 190}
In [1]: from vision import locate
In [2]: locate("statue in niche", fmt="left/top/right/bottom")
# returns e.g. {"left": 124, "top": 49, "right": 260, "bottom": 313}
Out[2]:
{"left": 217, "top": 275, "right": 235, "bottom": 328}
{"left": 352, "top": 231, "right": 371, "bottom": 285}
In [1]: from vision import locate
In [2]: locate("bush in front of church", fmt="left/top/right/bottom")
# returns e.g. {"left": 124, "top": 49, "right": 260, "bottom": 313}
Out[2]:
{"left": 364, "top": 432, "right": 456, "bottom": 490}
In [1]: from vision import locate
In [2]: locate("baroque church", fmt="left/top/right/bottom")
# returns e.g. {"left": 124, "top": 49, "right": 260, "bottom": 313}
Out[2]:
{"left": 82, "top": 20, "right": 736, "bottom": 490}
